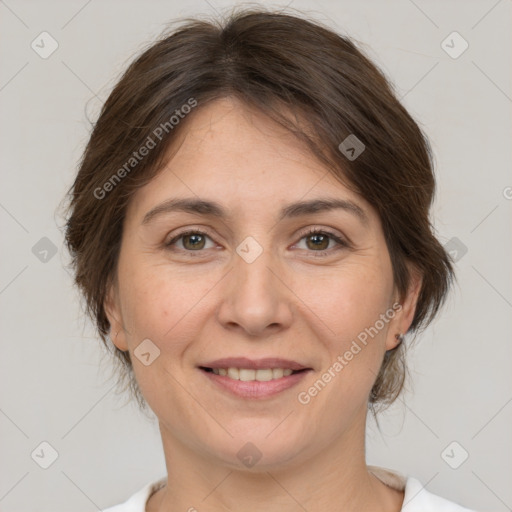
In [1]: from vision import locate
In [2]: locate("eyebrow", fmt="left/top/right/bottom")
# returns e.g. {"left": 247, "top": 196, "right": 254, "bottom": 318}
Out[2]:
{"left": 141, "top": 197, "right": 369, "bottom": 226}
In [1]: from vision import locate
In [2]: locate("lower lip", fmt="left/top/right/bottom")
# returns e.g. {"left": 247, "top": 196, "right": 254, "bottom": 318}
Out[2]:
{"left": 200, "top": 369, "right": 311, "bottom": 399}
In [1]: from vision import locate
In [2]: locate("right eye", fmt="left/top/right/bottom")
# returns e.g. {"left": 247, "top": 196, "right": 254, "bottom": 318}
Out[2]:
{"left": 165, "top": 230, "right": 217, "bottom": 253}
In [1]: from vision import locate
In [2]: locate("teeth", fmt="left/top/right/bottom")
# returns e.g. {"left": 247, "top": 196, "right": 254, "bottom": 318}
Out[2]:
{"left": 211, "top": 367, "right": 296, "bottom": 380}
{"left": 273, "top": 368, "right": 284, "bottom": 379}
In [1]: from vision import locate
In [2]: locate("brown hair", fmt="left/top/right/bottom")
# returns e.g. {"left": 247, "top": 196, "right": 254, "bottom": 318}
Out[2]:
{"left": 63, "top": 6, "right": 454, "bottom": 415}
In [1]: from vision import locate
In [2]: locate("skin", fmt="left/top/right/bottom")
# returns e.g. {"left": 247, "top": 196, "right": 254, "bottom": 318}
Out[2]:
{"left": 105, "top": 97, "right": 422, "bottom": 512}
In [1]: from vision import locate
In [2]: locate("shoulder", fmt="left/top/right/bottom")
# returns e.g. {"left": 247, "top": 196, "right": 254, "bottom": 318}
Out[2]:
{"left": 402, "top": 476, "right": 477, "bottom": 511}
{"left": 103, "top": 471, "right": 478, "bottom": 512}
{"left": 368, "top": 466, "right": 477, "bottom": 512}
{"left": 102, "top": 478, "right": 166, "bottom": 512}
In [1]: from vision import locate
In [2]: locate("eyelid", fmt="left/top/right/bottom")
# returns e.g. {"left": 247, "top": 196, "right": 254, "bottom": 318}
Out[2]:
{"left": 295, "top": 226, "right": 349, "bottom": 244}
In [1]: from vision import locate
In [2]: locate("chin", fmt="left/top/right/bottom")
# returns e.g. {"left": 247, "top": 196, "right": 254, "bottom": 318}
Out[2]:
{"left": 197, "top": 427, "right": 308, "bottom": 471}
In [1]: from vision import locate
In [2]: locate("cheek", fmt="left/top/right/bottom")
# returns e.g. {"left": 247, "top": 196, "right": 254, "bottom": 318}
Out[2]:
{"left": 118, "top": 260, "right": 215, "bottom": 348}
{"left": 297, "top": 260, "right": 394, "bottom": 337}
{"left": 293, "top": 261, "right": 394, "bottom": 391}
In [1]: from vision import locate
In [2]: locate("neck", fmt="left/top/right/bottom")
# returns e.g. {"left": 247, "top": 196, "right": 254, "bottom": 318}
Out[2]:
{"left": 148, "top": 410, "right": 403, "bottom": 512}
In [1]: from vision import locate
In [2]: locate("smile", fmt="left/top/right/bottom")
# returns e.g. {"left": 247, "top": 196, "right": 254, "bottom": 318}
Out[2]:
{"left": 207, "top": 367, "right": 296, "bottom": 381}
{"left": 199, "top": 366, "right": 311, "bottom": 399}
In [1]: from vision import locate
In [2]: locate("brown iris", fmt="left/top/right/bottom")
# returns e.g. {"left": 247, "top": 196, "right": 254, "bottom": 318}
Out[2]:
{"left": 306, "top": 233, "right": 329, "bottom": 251}
{"left": 182, "top": 233, "right": 206, "bottom": 250}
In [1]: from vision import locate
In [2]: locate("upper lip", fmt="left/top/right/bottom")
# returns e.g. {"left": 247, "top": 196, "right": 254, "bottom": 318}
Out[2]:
{"left": 199, "top": 357, "right": 310, "bottom": 371}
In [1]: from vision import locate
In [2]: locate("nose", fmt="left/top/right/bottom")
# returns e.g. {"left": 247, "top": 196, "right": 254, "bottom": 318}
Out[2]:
{"left": 216, "top": 247, "right": 293, "bottom": 337}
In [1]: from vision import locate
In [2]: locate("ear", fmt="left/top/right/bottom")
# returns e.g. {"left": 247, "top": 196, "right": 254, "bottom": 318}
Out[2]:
{"left": 385, "top": 265, "right": 423, "bottom": 351}
{"left": 104, "top": 281, "right": 129, "bottom": 351}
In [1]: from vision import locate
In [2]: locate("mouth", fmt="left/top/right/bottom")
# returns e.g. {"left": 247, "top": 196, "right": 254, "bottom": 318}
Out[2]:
{"left": 199, "top": 366, "right": 308, "bottom": 381}
{"left": 197, "top": 358, "right": 312, "bottom": 399}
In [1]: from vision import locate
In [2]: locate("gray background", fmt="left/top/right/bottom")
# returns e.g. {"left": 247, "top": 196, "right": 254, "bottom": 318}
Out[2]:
{"left": 0, "top": 0, "right": 510, "bottom": 511}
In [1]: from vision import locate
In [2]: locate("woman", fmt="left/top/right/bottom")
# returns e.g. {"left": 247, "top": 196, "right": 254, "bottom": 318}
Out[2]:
{"left": 64, "top": 7, "right": 477, "bottom": 512}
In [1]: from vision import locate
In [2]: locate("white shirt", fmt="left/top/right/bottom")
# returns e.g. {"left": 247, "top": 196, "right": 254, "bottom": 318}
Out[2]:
{"left": 102, "top": 465, "right": 477, "bottom": 511}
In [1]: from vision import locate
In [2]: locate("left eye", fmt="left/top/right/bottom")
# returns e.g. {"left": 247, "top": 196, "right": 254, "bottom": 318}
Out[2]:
{"left": 294, "top": 229, "right": 347, "bottom": 253}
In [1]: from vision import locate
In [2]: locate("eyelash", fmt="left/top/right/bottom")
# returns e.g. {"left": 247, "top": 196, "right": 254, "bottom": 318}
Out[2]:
{"left": 164, "top": 227, "right": 349, "bottom": 258}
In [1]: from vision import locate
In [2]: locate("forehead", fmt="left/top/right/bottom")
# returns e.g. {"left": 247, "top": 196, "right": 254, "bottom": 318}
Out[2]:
{"left": 125, "top": 97, "right": 373, "bottom": 222}
{"left": 166, "top": 97, "right": 327, "bottom": 181}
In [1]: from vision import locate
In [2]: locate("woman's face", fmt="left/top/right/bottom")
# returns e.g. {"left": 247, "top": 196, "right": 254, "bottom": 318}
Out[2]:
{"left": 106, "top": 97, "right": 419, "bottom": 470}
